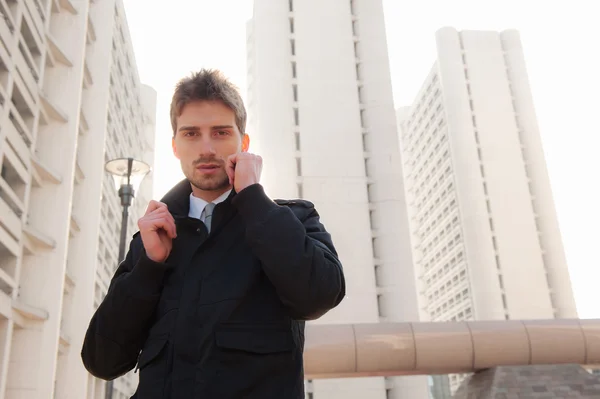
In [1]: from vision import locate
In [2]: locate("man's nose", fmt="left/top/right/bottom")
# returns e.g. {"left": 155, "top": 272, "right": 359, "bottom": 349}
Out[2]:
{"left": 198, "top": 136, "right": 216, "bottom": 155}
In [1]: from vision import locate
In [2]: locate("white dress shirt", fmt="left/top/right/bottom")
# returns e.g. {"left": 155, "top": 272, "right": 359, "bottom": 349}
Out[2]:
{"left": 188, "top": 190, "right": 232, "bottom": 222}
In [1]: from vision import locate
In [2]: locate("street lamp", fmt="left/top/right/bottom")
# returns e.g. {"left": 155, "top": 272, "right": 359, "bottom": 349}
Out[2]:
{"left": 103, "top": 157, "right": 150, "bottom": 399}
{"left": 105, "top": 157, "right": 151, "bottom": 263}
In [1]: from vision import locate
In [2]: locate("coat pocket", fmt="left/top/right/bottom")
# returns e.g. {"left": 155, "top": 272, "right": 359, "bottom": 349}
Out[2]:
{"left": 136, "top": 336, "right": 169, "bottom": 398}
{"left": 136, "top": 336, "right": 168, "bottom": 371}
{"left": 135, "top": 310, "right": 175, "bottom": 398}
{"left": 215, "top": 325, "right": 293, "bottom": 355}
{"left": 201, "top": 324, "right": 295, "bottom": 397}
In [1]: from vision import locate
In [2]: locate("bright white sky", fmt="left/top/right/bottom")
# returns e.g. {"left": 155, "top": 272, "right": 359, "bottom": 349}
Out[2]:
{"left": 123, "top": 1, "right": 599, "bottom": 319}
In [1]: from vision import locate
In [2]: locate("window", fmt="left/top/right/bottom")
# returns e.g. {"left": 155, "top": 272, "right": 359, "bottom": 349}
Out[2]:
{"left": 362, "top": 132, "right": 369, "bottom": 152}
{"left": 290, "top": 39, "right": 295, "bottom": 56}
{"left": 295, "top": 132, "right": 301, "bottom": 151}
{"left": 293, "top": 108, "right": 299, "bottom": 126}
{"left": 289, "top": 18, "right": 294, "bottom": 33}
{"left": 292, "top": 84, "right": 298, "bottom": 102}
{"left": 289, "top": 0, "right": 293, "bottom": 12}
{"left": 291, "top": 62, "right": 297, "bottom": 78}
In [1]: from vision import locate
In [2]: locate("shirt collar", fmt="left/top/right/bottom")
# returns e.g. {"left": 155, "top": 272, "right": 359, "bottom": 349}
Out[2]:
{"left": 188, "top": 189, "right": 232, "bottom": 220}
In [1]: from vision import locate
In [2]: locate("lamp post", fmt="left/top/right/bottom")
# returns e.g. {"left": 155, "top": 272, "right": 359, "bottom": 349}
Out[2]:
{"left": 103, "top": 157, "right": 150, "bottom": 399}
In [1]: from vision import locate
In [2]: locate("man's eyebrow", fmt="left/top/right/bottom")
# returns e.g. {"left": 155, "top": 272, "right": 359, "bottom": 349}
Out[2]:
{"left": 178, "top": 125, "right": 198, "bottom": 132}
{"left": 178, "top": 125, "right": 234, "bottom": 132}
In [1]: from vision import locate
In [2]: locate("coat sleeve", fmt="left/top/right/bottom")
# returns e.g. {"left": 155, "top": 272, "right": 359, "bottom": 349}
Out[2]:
{"left": 80, "top": 235, "right": 172, "bottom": 380}
{"left": 232, "top": 184, "right": 346, "bottom": 320}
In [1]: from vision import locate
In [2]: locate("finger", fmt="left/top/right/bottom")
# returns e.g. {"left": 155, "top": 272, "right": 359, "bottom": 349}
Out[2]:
{"left": 146, "top": 200, "right": 167, "bottom": 215}
{"left": 226, "top": 154, "right": 237, "bottom": 185}
{"left": 142, "top": 216, "right": 177, "bottom": 239}
{"left": 142, "top": 207, "right": 176, "bottom": 237}
{"left": 149, "top": 206, "right": 175, "bottom": 223}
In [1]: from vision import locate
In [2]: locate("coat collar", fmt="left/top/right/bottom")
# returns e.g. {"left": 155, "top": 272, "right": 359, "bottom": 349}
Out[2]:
{"left": 160, "top": 178, "right": 236, "bottom": 219}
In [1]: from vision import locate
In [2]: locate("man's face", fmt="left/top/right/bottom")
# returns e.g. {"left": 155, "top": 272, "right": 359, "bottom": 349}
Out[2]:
{"left": 172, "top": 100, "right": 248, "bottom": 194}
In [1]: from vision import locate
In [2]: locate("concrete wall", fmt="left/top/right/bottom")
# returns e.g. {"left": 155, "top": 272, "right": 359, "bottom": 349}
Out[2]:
{"left": 0, "top": 1, "right": 155, "bottom": 398}
{"left": 248, "top": 0, "right": 428, "bottom": 397}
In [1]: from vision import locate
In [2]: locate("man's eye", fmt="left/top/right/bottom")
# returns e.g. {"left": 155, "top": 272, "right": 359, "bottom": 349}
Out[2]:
{"left": 216, "top": 131, "right": 229, "bottom": 136}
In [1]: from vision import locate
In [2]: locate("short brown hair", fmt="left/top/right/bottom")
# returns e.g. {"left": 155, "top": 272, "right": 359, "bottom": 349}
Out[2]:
{"left": 170, "top": 69, "right": 246, "bottom": 136}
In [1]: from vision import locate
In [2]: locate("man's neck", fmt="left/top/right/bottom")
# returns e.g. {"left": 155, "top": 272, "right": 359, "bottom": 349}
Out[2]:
{"left": 190, "top": 185, "right": 232, "bottom": 203}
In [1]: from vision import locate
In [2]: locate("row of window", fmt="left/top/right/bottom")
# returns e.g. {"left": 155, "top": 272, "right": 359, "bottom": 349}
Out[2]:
{"left": 457, "top": 35, "right": 510, "bottom": 318}
{"left": 288, "top": 7, "right": 302, "bottom": 201}
{"left": 404, "top": 73, "right": 440, "bottom": 130}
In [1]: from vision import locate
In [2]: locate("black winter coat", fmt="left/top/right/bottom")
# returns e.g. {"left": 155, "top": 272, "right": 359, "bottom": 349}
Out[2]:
{"left": 81, "top": 181, "right": 345, "bottom": 399}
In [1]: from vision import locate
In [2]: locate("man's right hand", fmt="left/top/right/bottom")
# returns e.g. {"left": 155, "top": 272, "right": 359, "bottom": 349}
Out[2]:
{"left": 137, "top": 200, "right": 177, "bottom": 263}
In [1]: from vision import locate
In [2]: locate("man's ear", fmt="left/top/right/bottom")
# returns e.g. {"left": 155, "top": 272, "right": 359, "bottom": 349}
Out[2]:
{"left": 242, "top": 134, "right": 250, "bottom": 152}
{"left": 172, "top": 137, "right": 180, "bottom": 159}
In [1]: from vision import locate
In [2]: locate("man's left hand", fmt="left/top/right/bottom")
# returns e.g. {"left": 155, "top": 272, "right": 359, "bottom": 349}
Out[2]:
{"left": 226, "top": 152, "right": 263, "bottom": 193}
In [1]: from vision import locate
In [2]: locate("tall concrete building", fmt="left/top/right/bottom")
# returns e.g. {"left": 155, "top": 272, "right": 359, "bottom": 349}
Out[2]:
{"left": 396, "top": 27, "right": 578, "bottom": 391}
{"left": 0, "top": 1, "right": 155, "bottom": 398}
{"left": 247, "top": 0, "right": 428, "bottom": 398}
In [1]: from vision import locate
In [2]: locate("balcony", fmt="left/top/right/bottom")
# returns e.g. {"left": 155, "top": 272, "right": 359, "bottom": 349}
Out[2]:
{"left": 0, "top": 2, "right": 16, "bottom": 50}
{"left": 12, "top": 299, "right": 48, "bottom": 328}
{"left": 82, "top": 59, "right": 93, "bottom": 88}
{"left": 74, "top": 158, "right": 85, "bottom": 184}
{"left": 52, "top": 0, "right": 77, "bottom": 14}
{"left": 0, "top": 195, "right": 21, "bottom": 242}
{"left": 14, "top": 44, "right": 38, "bottom": 98}
{"left": 45, "top": 32, "right": 72, "bottom": 67}
{"left": 0, "top": 178, "right": 24, "bottom": 221}
{"left": 64, "top": 266, "right": 75, "bottom": 293}
{"left": 39, "top": 90, "right": 68, "bottom": 123}
{"left": 2, "top": 144, "right": 28, "bottom": 193}
{"left": 0, "top": 224, "right": 19, "bottom": 264}
{"left": 86, "top": 15, "right": 96, "bottom": 44}
{"left": 24, "top": 0, "right": 45, "bottom": 37}
{"left": 4, "top": 117, "right": 31, "bottom": 170}
{"left": 0, "top": 267, "right": 16, "bottom": 296}
{"left": 31, "top": 155, "right": 61, "bottom": 186}
{"left": 79, "top": 109, "right": 89, "bottom": 133}
{"left": 11, "top": 71, "right": 36, "bottom": 119}
{"left": 58, "top": 329, "right": 71, "bottom": 354}
{"left": 22, "top": 224, "right": 55, "bottom": 254}
{"left": 8, "top": 104, "right": 33, "bottom": 148}
{"left": 69, "top": 213, "right": 80, "bottom": 237}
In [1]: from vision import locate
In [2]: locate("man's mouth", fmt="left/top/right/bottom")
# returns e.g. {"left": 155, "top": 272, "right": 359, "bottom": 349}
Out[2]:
{"left": 196, "top": 164, "right": 221, "bottom": 170}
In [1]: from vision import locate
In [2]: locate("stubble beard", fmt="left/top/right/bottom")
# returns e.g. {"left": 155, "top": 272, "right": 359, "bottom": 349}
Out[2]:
{"left": 188, "top": 167, "right": 230, "bottom": 192}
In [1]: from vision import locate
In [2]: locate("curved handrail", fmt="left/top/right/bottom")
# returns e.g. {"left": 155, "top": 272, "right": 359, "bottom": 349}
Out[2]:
{"left": 304, "top": 319, "right": 600, "bottom": 379}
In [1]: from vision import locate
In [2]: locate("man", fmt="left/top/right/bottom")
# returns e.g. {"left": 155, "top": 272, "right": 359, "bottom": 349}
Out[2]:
{"left": 81, "top": 69, "right": 345, "bottom": 398}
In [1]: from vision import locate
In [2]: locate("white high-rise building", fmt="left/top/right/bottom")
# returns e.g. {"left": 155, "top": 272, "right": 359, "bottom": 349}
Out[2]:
{"left": 247, "top": 0, "right": 428, "bottom": 398}
{"left": 397, "top": 27, "right": 578, "bottom": 392}
{"left": 0, "top": 1, "right": 155, "bottom": 398}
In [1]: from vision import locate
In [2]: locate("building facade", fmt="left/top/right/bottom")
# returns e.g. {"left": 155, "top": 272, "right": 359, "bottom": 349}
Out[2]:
{"left": 396, "top": 27, "right": 578, "bottom": 392}
{"left": 0, "top": 0, "right": 155, "bottom": 398}
{"left": 247, "top": 0, "right": 428, "bottom": 397}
